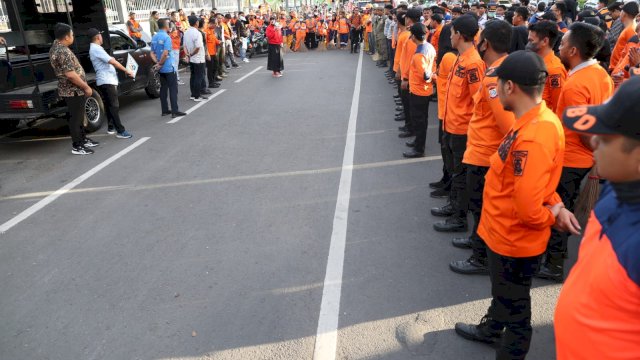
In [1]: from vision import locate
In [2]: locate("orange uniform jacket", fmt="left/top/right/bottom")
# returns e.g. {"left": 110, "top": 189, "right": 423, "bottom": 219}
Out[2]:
{"left": 306, "top": 19, "right": 316, "bottom": 33}
{"left": 430, "top": 24, "right": 443, "bottom": 56}
{"left": 205, "top": 28, "right": 221, "bottom": 55}
{"left": 437, "top": 52, "right": 457, "bottom": 121}
{"left": 478, "top": 102, "right": 565, "bottom": 258}
{"left": 338, "top": 18, "right": 350, "bottom": 34}
{"left": 443, "top": 47, "right": 486, "bottom": 135}
{"left": 364, "top": 15, "right": 372, "bottom": 33}
{"left": 611, "top": 35, "right": 640, "bottom": 85}
{"left": 409, "top": 42, "right": 437, "bottom": 96}
{"left": 555, "top": 61, "right": 614, "bottom": 168}
{"left": 463, "top": 56, "right": 515, "bottom": 167}
{"left": 610, "top": 22, "right": 637, "bottom": 70}
{"left": 542, "top": 51, "right": 567, "bottom": 113}
{"left": 401, "top": 37, "right": 418, "bottom": 81}
{"left": 393, "top": 30, "right": 410, "bottom": 74}
{"left": 128, "top": 19, "right": 142, "bottom": 38}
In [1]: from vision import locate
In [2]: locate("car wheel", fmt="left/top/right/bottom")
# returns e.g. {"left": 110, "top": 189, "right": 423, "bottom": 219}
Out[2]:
{"left": 0, "top": 119, "right": 20, "bottom": 134}
{"left": 83, "top": 90, "right": 106, "bottom": 133}
{"left": 145, "top": 69, "right": 161, "bottom": 99}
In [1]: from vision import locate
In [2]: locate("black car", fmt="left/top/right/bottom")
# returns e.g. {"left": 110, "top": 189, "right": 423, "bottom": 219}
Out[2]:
{"left": 0, "top": 0, "right": 160, "bottom": 133}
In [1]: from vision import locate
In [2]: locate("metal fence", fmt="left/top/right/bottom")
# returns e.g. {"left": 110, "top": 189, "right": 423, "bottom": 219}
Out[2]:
{"left": 0, "top": 0, "right": 9, "bottom": 31}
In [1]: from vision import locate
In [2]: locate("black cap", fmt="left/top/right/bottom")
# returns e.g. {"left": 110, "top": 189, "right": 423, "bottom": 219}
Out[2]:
{"left": 493, "top": 50, "right": 547, "bottom": 86}
{"left": 406, "top": 8, "right": 423, "bottom": 21}
{"left": 607, "top": 2, "right": 622, "bottom": 11}
{"left": 563, "top": 76, "right": 640, "bottom": 141}
{"left": 452, "top": 6, "right": 463, "bottom": 13}
{"left": 87, "top": 28, "right": 102, "bottom": 39}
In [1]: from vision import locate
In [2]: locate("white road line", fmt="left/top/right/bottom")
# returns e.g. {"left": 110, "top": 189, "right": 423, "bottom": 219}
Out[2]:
{"left": 166, "top": 89, "right": 226, "bottom": 124}
{"left": 234, "top": 66, "right": 264, "bottom": 83}
{"left": 313, "top": 48, "right": 363, "bottom": 360}
{"left": 0, "top": 137, "right": 150, "bottom": 234}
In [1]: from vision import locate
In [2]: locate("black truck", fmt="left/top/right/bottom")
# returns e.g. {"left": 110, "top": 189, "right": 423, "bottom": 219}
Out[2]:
{"left": 0, "top": 0, "right": 160, "bottom": 133}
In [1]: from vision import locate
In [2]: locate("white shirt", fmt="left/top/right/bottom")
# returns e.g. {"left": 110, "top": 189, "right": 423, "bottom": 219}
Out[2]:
{"left": 89, "top": 43, "right": 118, "bottom": 86}
{"left": 183, "top": 27, "right": 205, "bottom": 63}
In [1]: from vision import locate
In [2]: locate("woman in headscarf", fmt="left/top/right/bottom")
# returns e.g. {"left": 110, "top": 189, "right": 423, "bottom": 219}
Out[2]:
{"left": 266, "top": 15, "right": 284, "bottom": 77}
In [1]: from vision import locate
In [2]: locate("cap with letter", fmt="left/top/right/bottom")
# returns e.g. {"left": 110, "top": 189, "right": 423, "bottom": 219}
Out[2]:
{"left": 563, "top": 76, "right": 640, "bottom": 141}
{"left": 87, "top": 28, "right": 102, "bottom": 39}
{"left": 493, "top": 50, "right": 548, "bottom": 86}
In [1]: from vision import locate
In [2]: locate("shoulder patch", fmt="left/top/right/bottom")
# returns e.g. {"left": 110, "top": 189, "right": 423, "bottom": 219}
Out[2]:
{"left": 467, "top": 68, "right": 480, "bottom": 83}
{"left": 512, "top": 150, "right": 528, "bottom": 176}
{"left": 455, "top": 64, "right": 466, "bottom": 78}
{"left": 498, "top": 130, "right": 518, "bottom": 162}
{"left": 488, "top": 85, "right": 498, "bottom": 99}
{"left": 549, "top": 74, "right": 561, "bottom": 88}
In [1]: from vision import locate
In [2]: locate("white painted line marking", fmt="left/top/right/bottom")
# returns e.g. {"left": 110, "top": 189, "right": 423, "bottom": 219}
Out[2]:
{"left": 166, "top": 89, "right": 226, "bottom": 124}
{"left": 0, "top": 137, "right": 150, "bottom": 234}
{"left": 313, "top": 48, "right": 363, "bottom": 360}
{"left": 234, "top": 66, "right": 264, "bottom": 83}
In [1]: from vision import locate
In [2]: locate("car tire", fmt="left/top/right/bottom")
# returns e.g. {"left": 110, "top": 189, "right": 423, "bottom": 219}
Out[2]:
{"left": 145, "top": 69, "right": 161, "bottom": 99}
{"left": 0, "top": 119, "right": 20, "bottom": 133}
{"left": 83, "top": 90, "right": 106, "bottom": 133}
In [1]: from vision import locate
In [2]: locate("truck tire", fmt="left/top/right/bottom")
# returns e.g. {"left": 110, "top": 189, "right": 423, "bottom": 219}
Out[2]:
{"left": 145, "top": 69, "right": 161, "bottom": 99}
{"left": 83, "top": 90, "right": 106, "bottom": 133}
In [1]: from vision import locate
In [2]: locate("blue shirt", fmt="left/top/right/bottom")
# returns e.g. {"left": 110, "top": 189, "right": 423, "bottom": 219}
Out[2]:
{"left": 89, "top": 43, "right": 118, "bottom": 86}
{"left": 151, "top": 30, "right": 174, "bottom": 73}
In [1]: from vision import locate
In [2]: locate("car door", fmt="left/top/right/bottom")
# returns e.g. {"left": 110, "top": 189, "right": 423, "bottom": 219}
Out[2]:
{"left": 109, "top": 31, "right": 137, "bottom": 93}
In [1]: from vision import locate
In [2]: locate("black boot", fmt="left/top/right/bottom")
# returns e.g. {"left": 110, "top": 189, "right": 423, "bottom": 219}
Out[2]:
{"left": 434, "top": 217, "right": 468, "bottom": 232}
{"left": 455, "top": 316, "right": 503, "bottom": 346}
{"left": 452, "top": 237, "right": 472, "bottom": 249}
{"left": 431, "top": 203, "right": 455, "bottom": 217}
{"left": 430, "top": 188, "right": 449, "bottom": 199}
{"left": 536, "top": 255, "right": 564, "bottom": 283}
{"left": 449, "top": 255, "right": 489, "bottom": 275}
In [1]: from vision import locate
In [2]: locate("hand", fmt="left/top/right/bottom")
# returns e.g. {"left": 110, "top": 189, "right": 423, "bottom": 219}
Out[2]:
{"left": 0, "top": 36, "right": 5, "bottom": 45}
{"left": 205, "top": 54, "right": 211, "bottom": 61}
{"left": 612, "top": 71, "right": 624, "bottom": 87}
{"left": 629, "top": 47, "right": 640, "bottom": 67}
{"left": 553, "top": 208, "right": 582, "bottom": 236}
{"left": 547, "top": 202, "right": 565, "bottom": 218}
{"left": 126, "top": 69, "right": 135, "bottom": 78}
{"left": 152, "top": 63, "right": 161, "bottom": 71}
{"left": 401, "top": 80, "right": 408, "bottom": 90}
{"left": 83, "top": 86, "right": 93, "bottom": 97}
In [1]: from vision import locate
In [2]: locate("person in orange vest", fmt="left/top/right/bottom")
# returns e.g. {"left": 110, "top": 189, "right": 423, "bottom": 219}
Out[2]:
{"left": 429, "top": 13, "right": 444, "bottom": 57}
{"left": 294, "top": 20, "right": 307, "bottom": 52}
{"left": 609, "top": 2, "right": 639, "bottom": 72}
{"left": 127, "top": 12, "right": 143, "bottom": 43}
{"left": 536, "top": 22, "right": 614, "bottom": 282}
{"left": 349, "top": 8, "right": 363, "bottom": 53}
{"left": 611, "top": 22, "right": 640, "bottom": 88}
{"left": 205, "top": 18, "right": 222, "bottom": 89}
{"left": 328, "top": 14, "right": 339, "bottom": 47}
{"left": 554, "top": 76, "right": 640, "bottom": 360}
{"left": 316, "top": 19, "right": 328, "bottom": 47}
{"left": 305, "top": 16, "right": 317, "bottom": 49}
{"left": 287, "top": 12, "right": 298, "bottom": 50}
{"left": 338, "top": 12, "right": 350, "bottom": 49}
{"left": 526, "top": 20, "right": 566, "bottom": 113}
{"left": 455, "top": 50, "right": 577, "bottom": 360}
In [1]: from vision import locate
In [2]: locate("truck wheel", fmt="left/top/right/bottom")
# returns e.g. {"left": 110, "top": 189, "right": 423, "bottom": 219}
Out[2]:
{"left": 83, "top": 90, "right": 106, "bottom": 133}
{"left": 145, "top": 70, "right": 161, "bottom": 99}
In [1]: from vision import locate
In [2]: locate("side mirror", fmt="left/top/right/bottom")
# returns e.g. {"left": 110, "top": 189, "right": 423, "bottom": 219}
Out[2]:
{"left": 136, "top": 40, "right": 146, "bottom": 49}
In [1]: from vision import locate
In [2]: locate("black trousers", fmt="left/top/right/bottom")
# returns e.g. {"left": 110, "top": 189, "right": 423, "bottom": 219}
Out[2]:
{"left": 387, "top": 39, "right": 394, "bottom": 70}
{"left": 159, "top": 71, "right": 179, "bottom": 114}
{"left": 486, "top": 246, "right": 542, "bottom": 360}
{"left": 350, "top": 28, "right": 361, "bottom": 52}
{"left": 63, "top": 95, "right": 87, "bottom": 147}
{"left": 409, "top": 93, "right": 429, "bottom": 152}
{"left": 206, "top": 57, "right": 218, "bottom": 85}
{"left": 98, "top": 84, "right": 125, "bottom": 133}
{"left": 400, "top": 87, "right": 411, "bottom": 130}
{"left": 443, "top": 131, "right": 468, "bottom": 219}
{"left": 189, "top": 62, "right": 206, "bottom": 98}
{"left": 544, "top": 166, "right": 591, "bottom": 263}
{"left": 467, "top": 165, "right": 489, "bottom": 262}
{"left": 438, "top": 124, "right": 451, "bottom": 186}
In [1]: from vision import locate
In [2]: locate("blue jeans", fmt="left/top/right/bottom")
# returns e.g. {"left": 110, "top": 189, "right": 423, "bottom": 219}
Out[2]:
{"left": 159, "top": 71, "right": 179, "bottom": 113}
{"left": 171, "top": 49, "right": 181, "bottom": 81}
{"left": 239, "top": 38, "right": 247, "bottom": 60}
{"left": 387, "top": 38, "right": 394, "bottom": 70}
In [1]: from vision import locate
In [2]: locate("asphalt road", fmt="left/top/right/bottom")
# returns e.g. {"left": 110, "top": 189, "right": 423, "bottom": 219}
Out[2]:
{"left": 0, "top": 48, "right": 573, "bottom": 360}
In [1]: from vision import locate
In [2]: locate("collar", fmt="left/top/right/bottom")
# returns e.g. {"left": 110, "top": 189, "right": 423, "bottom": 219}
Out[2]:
{"left": 612, "top": 180, "right": 640, "bottom": 204}
{"left": 569, "top": 59, "right": 598, "bottom": 76}
{"left": 488, "top": 54, "right": 508, "bottom": 70}
{"left": 416, "top": 42, "right": 426, "bottom": 53}
{"left": 512, "top": 101, "right": 546, "bottom": 131}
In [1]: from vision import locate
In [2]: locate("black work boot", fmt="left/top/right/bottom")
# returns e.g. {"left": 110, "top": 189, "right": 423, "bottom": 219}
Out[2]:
{"left": 536, "top": 256, "right": 564, "bottom": 283}
{"left": 431, "top": 203, "right": 455, "bottom": 217}
{"left": 455, "top": 316, "right": 503, "bottom": 346}
{"left": 452, "top": 237, "right": 472, "bottom": 249}
{"left": 434, "top": 217, "right": 468, "bottom": 232}
{"left": 449, "top": 255, "right": 489, "bottom": 275}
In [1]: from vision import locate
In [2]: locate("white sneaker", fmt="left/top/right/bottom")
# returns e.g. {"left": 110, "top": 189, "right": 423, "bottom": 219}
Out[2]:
{"left": 178, "top": 80, "right": 185, "bottom": 85}
{"left": 192, "top": 97, "right": 204, "bottom": 102}
{"left": 242, "top": 58, "right": 250, "bottom": 63}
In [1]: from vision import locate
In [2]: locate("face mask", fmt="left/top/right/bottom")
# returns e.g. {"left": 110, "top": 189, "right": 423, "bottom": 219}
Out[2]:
{"left": 612, "top": 180, "right": 640, "bottom": 203}
{"left": 525, "top": 41, "right": 539, "bottom": 52}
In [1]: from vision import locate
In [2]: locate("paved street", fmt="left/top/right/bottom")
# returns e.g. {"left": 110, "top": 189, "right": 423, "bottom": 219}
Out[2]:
{"left": 0, "top": 49, "right": 570, "bottom": 360}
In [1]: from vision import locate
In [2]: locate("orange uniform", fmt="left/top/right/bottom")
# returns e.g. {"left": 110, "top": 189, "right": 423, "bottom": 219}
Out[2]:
{"left": 408, "top": 43, "right": 437, "bottom": 96}
{"left": 610, "top": 22, "right": 637, "bottom": 70}
{"left": 542, "top": 51, "right": 567, "bottom": 113}
{"left": 443, "top": 47, "right": 486, "bottom": 135}
{"left": 555, "top": 61, "right": 614, "bottom": 168}
{"left": 400, "top": 36, "right": 418, "bottom": 81}
{"left": 436, "top": 52, "right": 457, "bottom": 120}
{"left": 295, "top": 22, "right": 307, "bottom": 51}
{"left": 128, "top": 19, "right": 142, "bottom": 39}
{"left": 611, "top": 35, "right": 640, "bottom": 86}
{"left": 478, "top": 102, "right": 565, "bottom": 257}
{"left": 205, "top": 28, "right": 221, "bottom": 55}
{"left": 393, "top": 30, "right": 410, "bottom": 74}
{"left": 338, "top": 18, "right": 350, "bottom": 34}
{"left": 306, "top": 18, "right": 316, "bottom": 33}
{"left": 364, "top": 15, "right": 372, "bottom": 33}
{"left": 430, "top": 24, "right": 443, "bottom": 56}
{"left": 463, "top": 56, "right": 515, "bottom": 167}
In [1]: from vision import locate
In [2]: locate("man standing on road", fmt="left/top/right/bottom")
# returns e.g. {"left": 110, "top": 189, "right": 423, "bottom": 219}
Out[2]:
{"left": 149, "top": 11, "right": 160, "bottom": 36}
{"left": 49, "top": 23, "right": 99, "bottom": 155}
{"left": 127, "top": 12, "right": 143, "bottom": 44}
{"left": 205, "top": 18, "right": 222, "bottom": 89}
{"left": 169, "top": 11, "right": 185, "bottom": 85}
{"left": 151, "top": 19, "right": 186, "bottom": 118}
{"left": 88, "top": 28, "right": 133, "bottom": 139}
{"left": 184, "top": 16, "right": 208, "bottom": 102}
{"left": 349, "top": 8, "right": 363, "bottom": 53}
{"left": 454, "top": 50, "right": 577, "bottom": 360}
{"left": 374, "top": 7, "right": 388, "bottom": 67}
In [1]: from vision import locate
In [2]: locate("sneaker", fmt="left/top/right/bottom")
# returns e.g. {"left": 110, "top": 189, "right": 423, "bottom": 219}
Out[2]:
{"left": 172, "top": 111, "right": 187, "bottom": 118}
{"left": 192, "top": 97, "right": 204, "bottom": 102}
{"left": 161, "top": 111, "right": 172, "bottom": 116}
{"left": 107, "top": 126, "right": 115, "bottom": 135}
{"left": 242, "top": 58, "right": 250, "bottom": 63}
{"left": 84, "top": 138, "right": 100, "bottom": 147}
{"left": 232, "top": 64, "right": 240, "bottom": 68}
{"left": 116, "top": 131, "right": 132, "bottom": 139}
{"left": 177, "top": 80, "right": 185, "bottom": 85}
{"left": 71, "top": 145, "right": 94, "bottom": 155}
{"left": 199, "top": 95, "right": 209, "bottom": 100}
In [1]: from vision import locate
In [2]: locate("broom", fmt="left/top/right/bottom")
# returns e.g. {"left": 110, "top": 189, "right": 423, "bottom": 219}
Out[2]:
{"left": 573, "top": 167, "right": 601, "bottom": 226}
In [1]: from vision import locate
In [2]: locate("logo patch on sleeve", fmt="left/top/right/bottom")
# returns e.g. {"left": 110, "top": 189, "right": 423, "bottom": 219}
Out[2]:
{"left": 468, "top": 68, "right": 480, "bottom": 83}
{"left": 488, "top": 86, "right": 498, "bottom": 98}
{"left": 549, "top": 74, "right": 561, "bottom": 88}
{"left": 512, "top": 150, "right": 528, "bottom": 176}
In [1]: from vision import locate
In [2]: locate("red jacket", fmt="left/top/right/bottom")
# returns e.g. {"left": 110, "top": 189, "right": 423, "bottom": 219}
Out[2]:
{"left": 266, "top": 24, "right": 282, "bottom": 44}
